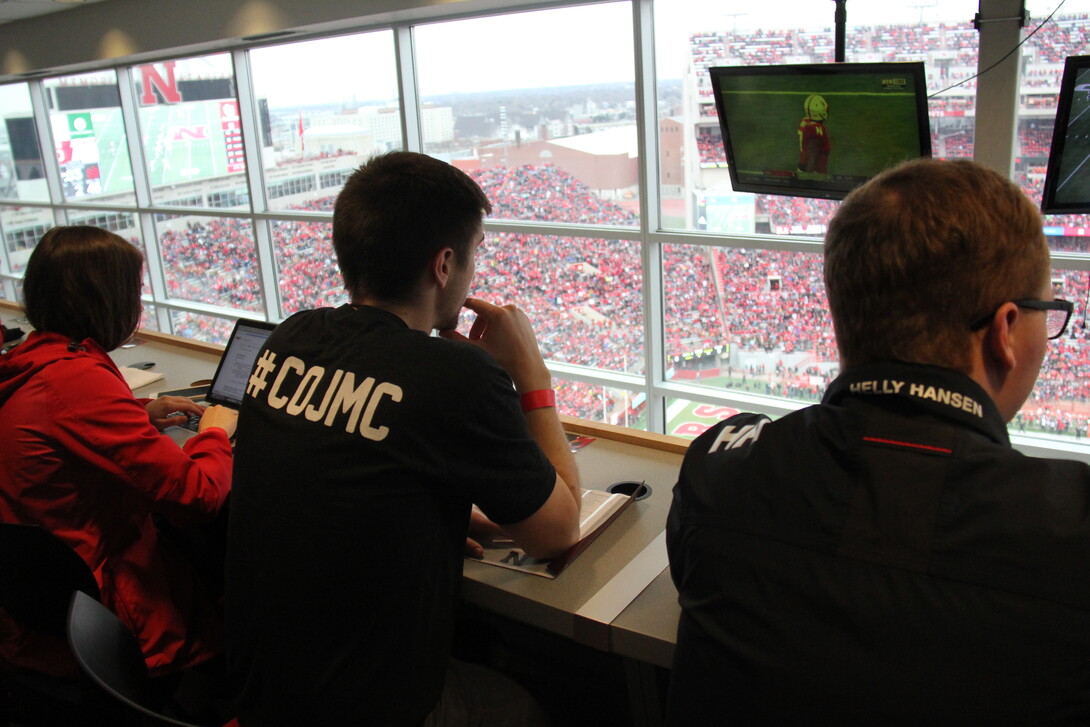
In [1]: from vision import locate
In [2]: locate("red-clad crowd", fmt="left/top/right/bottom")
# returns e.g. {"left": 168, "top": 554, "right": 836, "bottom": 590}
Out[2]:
{"left": 158, "top": 159, "right": 1090, "bottom": 434}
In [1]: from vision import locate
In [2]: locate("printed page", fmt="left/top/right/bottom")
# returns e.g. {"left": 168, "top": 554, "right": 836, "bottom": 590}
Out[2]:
{"left": 469, "top": 488, "right": 633, "bottom": 579}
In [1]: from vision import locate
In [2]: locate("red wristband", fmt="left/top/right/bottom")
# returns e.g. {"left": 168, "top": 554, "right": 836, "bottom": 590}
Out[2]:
{"left": 520, "top": 389, "right": 556, "bottom": 413}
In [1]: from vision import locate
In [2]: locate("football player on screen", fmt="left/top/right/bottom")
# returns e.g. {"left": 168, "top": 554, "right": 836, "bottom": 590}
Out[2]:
{"left": 797, "top": 93, "right": 831, "bottom": 181}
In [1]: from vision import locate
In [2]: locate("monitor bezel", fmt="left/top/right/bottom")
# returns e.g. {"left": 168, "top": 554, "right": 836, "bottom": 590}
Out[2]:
{"left": 708, "top": 61, "right": 933, "bottom": 201}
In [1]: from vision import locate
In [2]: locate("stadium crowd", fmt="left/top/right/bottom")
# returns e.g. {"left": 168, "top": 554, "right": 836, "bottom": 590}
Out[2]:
{"left": 155, "top": 159, "right": 1090, "bottom": 432}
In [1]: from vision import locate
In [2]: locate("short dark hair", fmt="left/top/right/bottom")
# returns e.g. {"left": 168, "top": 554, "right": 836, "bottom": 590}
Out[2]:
{"left": 332, "top": 151, "right": 492, "bottom": 303}
{"left": 23, "top": 226, "right": 144, "bottom": 351}
{"left": 824, "top": 158, "right": 1048, "bottom": 372}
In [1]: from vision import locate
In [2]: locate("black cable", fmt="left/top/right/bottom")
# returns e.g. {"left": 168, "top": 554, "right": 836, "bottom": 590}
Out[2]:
{"left": 928, "top": 0, "right": 1067, "bottom": 99}
{"left": 834, "top": 0, "right": 847, "bottom": 63}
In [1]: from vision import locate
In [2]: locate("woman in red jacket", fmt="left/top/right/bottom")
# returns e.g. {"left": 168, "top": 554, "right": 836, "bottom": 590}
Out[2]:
{"left": 0, "top": 226, "right": 237, "bottom": 678}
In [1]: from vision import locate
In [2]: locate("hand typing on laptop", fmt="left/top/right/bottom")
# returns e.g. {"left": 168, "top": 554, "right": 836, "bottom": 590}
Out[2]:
{"left": 156, "top": 396, "right": 239, "bottom": 439}
{"left": 197, "top": 405, "right": 238, "bottom": 437}
{"left": 146, "top": 395, "right": 206, "bottom": 431}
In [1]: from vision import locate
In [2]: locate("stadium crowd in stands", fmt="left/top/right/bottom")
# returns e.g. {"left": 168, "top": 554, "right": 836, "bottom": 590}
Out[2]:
{"left": 155, "top": 160, "right": 1090, "bottom": 437}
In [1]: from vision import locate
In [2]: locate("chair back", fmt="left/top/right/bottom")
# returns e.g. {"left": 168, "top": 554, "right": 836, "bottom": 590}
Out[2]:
{"left": 0, "top": 523, "right": 100, "bottom": 636}
{"left": 67, "top": 591, "right": 204, "bottom": 727}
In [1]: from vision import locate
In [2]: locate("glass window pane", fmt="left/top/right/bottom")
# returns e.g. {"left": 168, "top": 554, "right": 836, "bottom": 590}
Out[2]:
{"left": 3, "top": 279, "right": 24, "bottom": 307}
{"left": 155, "top": 214, "right": 263, "bottom": 313}
{"left": 1012, "top": 1, "right": 1090, "bottom": 446}
{"left": 43, "top": 71, "right": 136, "bottom": 205}
{"left": 249, "top": 31, "right": 399, "bottom": 213}
{"left": 169, "top": 310, "right": 238, "bottom": 343}
{"left": 556, "top": 378, "right": 646, "bottom": 430}
{"left": 471, "top": 231, "right": 643, "bottom": 374}
{"left": 664, "top": 243, "right": 835, "bottom": 400}
{"left": 133, "top": 55, "right": 250, "bottom": 210}
{"left": 1018, "top": 266, "right": 1090, "bottom": 440}
{"left": 415, "top": 3, "right": 638, "bottom": 224}
{"left": 1, "top": 205, "right": 53, "bottom": 272}
{"left": 0, "top": 83, "right": 49, "bottom": 203}
{"left": 656, "top": 1, "right": 978, "bottom": 234}
{"left": 140, "top": 303, "right": 160, "bottom": 333}
{"left": 272, "top": 218, "right": 343, "bottom": 317}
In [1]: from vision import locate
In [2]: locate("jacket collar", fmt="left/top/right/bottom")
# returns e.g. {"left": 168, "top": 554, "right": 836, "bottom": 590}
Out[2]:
{"left": 823, "top": 361, "right": 1010, "bottom": 445}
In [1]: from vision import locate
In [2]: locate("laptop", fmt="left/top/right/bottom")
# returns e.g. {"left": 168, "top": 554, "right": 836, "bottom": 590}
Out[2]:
{"left": 170, "top": 318, "right": 277, "bottom": 432}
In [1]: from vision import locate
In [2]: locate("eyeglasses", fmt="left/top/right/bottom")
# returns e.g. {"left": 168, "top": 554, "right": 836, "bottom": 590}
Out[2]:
{"left": 969, "top": 298, "right": 1074, "bottom": 340}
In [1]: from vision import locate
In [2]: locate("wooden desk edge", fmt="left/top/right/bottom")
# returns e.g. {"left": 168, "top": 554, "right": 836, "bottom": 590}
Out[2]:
{"left": 560, "top": 415, "right": 690, "bottom": 456}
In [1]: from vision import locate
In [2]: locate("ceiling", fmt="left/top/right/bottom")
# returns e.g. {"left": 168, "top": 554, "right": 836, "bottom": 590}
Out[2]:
{"left": 0, "top": 0, "right": 108, "bottom": 25}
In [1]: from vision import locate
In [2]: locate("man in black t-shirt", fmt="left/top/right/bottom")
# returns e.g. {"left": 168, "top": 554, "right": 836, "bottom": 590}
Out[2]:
{"left": 226, "top": 151, "right": 581, "bottom": 726}
{"left": 667, "top": 159, "right": 1090, "bottom": 724}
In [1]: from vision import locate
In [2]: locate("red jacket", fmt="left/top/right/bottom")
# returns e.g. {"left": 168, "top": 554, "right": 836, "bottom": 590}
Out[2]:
{"left": 0, "top": 331, "right": 232, "bottom": 676}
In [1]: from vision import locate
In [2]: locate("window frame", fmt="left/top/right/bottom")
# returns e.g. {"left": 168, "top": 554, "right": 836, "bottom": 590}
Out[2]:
{"left": 0, "top": 0, "right": 1087, "bottom": 461}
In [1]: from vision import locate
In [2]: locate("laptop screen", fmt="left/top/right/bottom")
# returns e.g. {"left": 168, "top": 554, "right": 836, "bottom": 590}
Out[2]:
{"left": 205, "top": 319, "right": 276, "bottom": 408}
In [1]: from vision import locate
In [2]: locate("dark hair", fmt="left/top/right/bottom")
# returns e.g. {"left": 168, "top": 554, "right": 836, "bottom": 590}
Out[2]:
{"left": 332, "top": 151, "right": 492, "bottom": 303}
{"left": 824, "top": 158, "right": 1048, "bottom": 372}
{"left": 23, "top": 226, "right": 145, "bottom": 351}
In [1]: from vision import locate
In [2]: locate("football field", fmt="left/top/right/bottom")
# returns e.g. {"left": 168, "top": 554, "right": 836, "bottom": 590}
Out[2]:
{"left": 665, "top": 397, "right": 741, "bottom": 439}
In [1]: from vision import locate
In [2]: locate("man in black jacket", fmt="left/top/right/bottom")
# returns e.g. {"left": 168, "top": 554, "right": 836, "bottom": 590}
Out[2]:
{"left": 227, "top": 152, "right": 580, "bottom": 726}
{"left": 667, "top": 158, "right": 1090, "bottom": 725}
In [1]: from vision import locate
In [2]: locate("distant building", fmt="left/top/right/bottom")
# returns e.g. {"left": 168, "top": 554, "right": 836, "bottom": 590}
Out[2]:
{"left": 660, "top": 116, "right": 684, "bottom": 189}
{"left": 420, "top": 103, "right": 455, "bottom": 145}
{"left": 303, "top": 125, "right": 375, "bottom": 157}
{"left": 309, "top": 103, "right": 453, "bottom": 149}
{"left": 478, "top": 126, "right": 637, "bottom": 195}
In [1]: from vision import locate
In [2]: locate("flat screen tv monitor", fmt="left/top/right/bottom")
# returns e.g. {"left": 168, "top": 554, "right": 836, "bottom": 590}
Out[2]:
{"left": 709, "top": 62, "right": 932, "bottom": 201}
{"left": 1041, "top": 55, "right": 1090, "bottom": 214}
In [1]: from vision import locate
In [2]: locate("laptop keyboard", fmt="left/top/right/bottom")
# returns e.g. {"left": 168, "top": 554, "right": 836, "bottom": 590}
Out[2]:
{"left": 170, "top": 411, "right": 202, "bottom": 432}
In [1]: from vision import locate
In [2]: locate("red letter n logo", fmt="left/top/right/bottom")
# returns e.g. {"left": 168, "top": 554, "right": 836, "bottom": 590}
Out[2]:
{"left": 139, "top": 62, "right": 181, "bottom": 105}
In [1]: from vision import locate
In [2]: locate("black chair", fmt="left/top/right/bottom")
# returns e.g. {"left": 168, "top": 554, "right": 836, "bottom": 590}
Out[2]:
{"left": 0, "top": 522, "right": 105, "bottom": 725}
{"left": 67, "top": 591, "right": 237, "bottom": 727}
{"left": 0, "top": 523, "right": 100, "bottom": 637}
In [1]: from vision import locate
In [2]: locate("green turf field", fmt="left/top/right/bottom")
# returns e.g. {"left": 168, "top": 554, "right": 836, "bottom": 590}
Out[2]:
{"left": 140, "top": 102, "right": 237, "bottom": 187}
{"left": 77, "top": 101, "right": 237, "bottom": 196}
{"left": 1053, "top": 68, "right": 1090, "bottom": 206}
{"left": 665, "top": 396, "right": 741, "bottom": 439}
{"left": 718, "top": 72, "right": 924, "bottom": 187}
{"left": 88, "top": 109, "right": 131, "bottom": 195}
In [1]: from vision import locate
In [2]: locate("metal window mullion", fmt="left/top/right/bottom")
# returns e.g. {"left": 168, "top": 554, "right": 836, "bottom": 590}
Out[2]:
{"left": 642, "top": 239, "right": 666, "bottom": 433}
{"left": 972, "top": 0, "right": 1024, "bottom": 174}
{"left": 115, "top": 65, "right": 170, "bottom": 334}
{"left": 635, "top": 0, "right": 666, "bottom": 434}
{"left": 25, "top": 80, "right": 67, "bottom": 228}
{"left": 395, "top": 24, "right": 423, "bottom": 152}
{"left": 0, "top": 207, "right": 12, "bottom": 290}
{"left": 634, "top": 0, "right": 662, "bottom": 236}
{"left": 232, "top": 49, "right": 280, "bottom": 322}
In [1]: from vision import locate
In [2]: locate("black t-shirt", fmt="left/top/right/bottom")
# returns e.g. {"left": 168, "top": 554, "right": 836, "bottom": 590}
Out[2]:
{"left": 667, "top": 362, "right": 1090, "bottom": 725}
{"left": 226, "top": 305, "right": 556, "bottom": 726}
